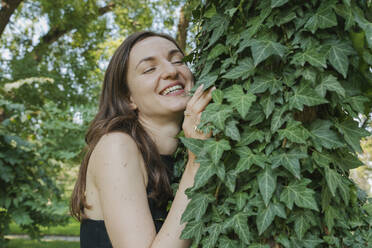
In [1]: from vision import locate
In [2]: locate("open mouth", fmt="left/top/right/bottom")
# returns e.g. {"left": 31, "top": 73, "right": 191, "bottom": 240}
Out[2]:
{"left": 160, "top": 84, "right": 185, "bottom": 96}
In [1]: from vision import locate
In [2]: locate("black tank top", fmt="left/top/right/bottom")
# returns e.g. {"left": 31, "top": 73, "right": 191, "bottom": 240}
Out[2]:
{"left": 80, "top": 155, "right": 175, "bottom": 248}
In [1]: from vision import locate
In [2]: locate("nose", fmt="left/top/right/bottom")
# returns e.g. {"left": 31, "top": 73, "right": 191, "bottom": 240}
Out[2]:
{"left": 160, "top": 60, "right": 178, "bottom": 80}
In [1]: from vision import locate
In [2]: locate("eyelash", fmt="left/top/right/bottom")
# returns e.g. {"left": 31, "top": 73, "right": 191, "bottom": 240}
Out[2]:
{"left": 143, "top": 61, "right": 184, "bottom": 74}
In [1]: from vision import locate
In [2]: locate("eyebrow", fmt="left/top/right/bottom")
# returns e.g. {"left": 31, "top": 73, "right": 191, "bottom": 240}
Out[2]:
{"left": 135, "top": 49, "right": 183, "bottom": 70}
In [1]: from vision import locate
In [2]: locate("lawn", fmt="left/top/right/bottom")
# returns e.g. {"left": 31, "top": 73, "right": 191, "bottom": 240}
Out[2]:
{"left": 9, "top": 217, "right": 80, "bottom": 236}
{"left": 8, "top": 239, "right": 79, "bottom": 248}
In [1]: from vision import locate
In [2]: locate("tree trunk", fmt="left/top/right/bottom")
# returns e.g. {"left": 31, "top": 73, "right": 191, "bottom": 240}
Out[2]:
{"left": 176, "top": 5, "right": 189, "bottom": 52}
{"left": 0, "top": 0, "right": 24, "bottom": 38}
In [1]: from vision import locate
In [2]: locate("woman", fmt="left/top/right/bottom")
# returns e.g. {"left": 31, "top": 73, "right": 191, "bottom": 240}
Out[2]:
{"left": 70, "top": 31, "right": 215, "bottom": 248}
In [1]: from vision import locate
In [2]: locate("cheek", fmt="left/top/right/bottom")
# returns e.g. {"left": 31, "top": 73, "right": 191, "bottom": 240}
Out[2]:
{"left": 181, "top": 67, "right": 194, "bottom": 83}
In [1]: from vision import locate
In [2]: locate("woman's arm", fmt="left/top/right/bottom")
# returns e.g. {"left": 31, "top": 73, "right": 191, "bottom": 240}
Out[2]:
{"left": 152, "top": 85, "right": 215, "bottom": 247}
{"left": 91, "top": 132, "right": 157, "bottom": 247}
{"left": 92, "top": 85, "right": 215, "bottom": 248}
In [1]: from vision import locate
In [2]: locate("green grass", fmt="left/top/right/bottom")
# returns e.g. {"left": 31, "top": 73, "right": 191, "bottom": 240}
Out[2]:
{"left": 8, "top": 239, "right": 79, "bottom": 248}
{"left": 9, "top": 217, "right": 80, "bottom": 236}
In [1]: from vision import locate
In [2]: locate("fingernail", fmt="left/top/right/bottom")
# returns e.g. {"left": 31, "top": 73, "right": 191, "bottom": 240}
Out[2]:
{"left": 198, "top": 84, "right": 204, "bottom": 90}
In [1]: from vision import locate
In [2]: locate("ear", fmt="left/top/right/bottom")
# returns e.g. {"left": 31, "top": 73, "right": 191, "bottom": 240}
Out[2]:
{"left": 128, "top": 96, "right": 138, "bottom": 110}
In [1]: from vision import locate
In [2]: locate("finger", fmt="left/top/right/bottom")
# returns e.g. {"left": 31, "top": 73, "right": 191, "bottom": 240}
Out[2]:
{"left": 187, "top": 84, "right": 205, "bottom": 107}
{"left": 192, "top": 87, "right": 215, "bottom": 113}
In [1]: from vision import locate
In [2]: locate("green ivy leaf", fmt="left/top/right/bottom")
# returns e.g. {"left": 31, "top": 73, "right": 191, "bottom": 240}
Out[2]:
{"left": 260, "top": 94, "right": 275, "bottom": 118}
{"left": 225, "top": 170, "right": 237, "bottom": 193}
{"left": 272, "top": 149, "right": 307, "bottom": 179}
{"left": 212, "top": 89, "right": 224, "bottom": 104}
{"left": 258, "top": 166, "right": 277, "bottom": 207}
{"left": 304, "top": 2, "right": 337, "bottom": 33}
{"left": 237, "top": 128, "right": 265, "bottom": 146}
{"left": 335, "top": 120, "right": 370, "bottom": 153}
{"left": 225, "top": 85, "right": 256, "bottom": 118}
{"left": 300, "top": 234, "right": 324, "bottom": 248}
{"left": 312, "top": 151, "right": 333, "bottom": 167}
{"left": 354, "top": 9, "right": 372, "bottom": 49}
{"left": 256, "top": 203, "right": 275, "bottom": 234}
{"left": 235, "top": 192, "right": 249, "bottom": 211}
{"left": 271, "top": 0, "right": 288, "bottom": 8}
{"left": 181, "top": 193, "right": 215, "bottom": 223}
{"left": 179, "top": 137, "right": 205, "bottom": 156}
{"left": 343, "top": 95, "right": 369, "bottom": 114}
{"left": 205, "top": 139, "right": 231, "bottom": 165}
{"left": 224, "top": 212, "right": 251, "bottom": 244}
{"left": 294, "top": 212, "right": 311, "bottom": 240}
{"left": 193, "top": 159, "right": 215, "bottom": 190}
{"left": 289, "top": 82, "right": 328, "bottom": 111}
{"left": 218, "top": 236, "right": 239, "bottom": 248}
{"left": 250, "top": 39, "right": 287, "bottom": 66}
{"left": 225, "top": 120, "right": 241, "bottom": 141}
{"left": 315, "top": 74, "right": 345, "bottom": 97}
{"left": 327, "top": 41, "right": 354, "bottom": 78}
{"left": 325, "top": 206, "right": 338, "bottom": 231}
{"left": 271, "top": 105, "right": 289, "bottom": 133}
{"left": 337, "top": 177, "right": 350, "bottom": 205}
{"left": 208, "top": 43, "right": 228, "bottom": 60}
{"left": 334, "top": 4, "right": 354, "bottom": 30}
{"left": 272, "top": 202, "right": 287, "bottom": 219}
{"left": 235, "top": 146, "right": 267, "bottom": 173}
{"left": 197, "top": 70, "right": 219, "bottom": 90}
{"left": 202, "top": 103, "right": 233, "bottom": 130}
{"left": 325, "top": 167, "right": 341, "bottom": 197}
{"left": 245, "top": 104, "right": 265, "bottom": 126}
{"left": 204, "top": 223, "right": 222, "bottom": 248}
{"left": 222, "top": 58, "right": 255, "bottom": 80}
{"left": 180, "top": 220, "right": 204, "bottom": 244}
{"left": 278, "top": 121, "right": 309, "bottom": 144}
{"left": 251, "top": 73, "right": 282, "bottom": 94}
{"left": 280, "top": 179, "right": 319, "bottom": 211}
{"left": 208, "top": 22, "right": 227, "bottom": 48}
{"left": 291, "top": 48, "right": 327, "bottom": 68}
{"left": 309, "top": 120, "right": 344, "bottom": 150}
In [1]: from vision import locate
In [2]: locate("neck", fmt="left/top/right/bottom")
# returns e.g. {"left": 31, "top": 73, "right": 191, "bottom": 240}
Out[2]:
{"left": 138, "top": 113, "right": 183, "bottom": 155}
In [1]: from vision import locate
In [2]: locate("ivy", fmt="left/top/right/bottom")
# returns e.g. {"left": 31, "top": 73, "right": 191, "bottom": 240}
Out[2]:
{"left": 181, "top": 0, "right": 372, "bottom": 246}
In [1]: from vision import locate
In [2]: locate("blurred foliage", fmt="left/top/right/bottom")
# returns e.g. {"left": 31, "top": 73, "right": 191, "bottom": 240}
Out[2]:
{"left": 0, "top": 0, "right": 183, "bottom": 245}
{"left": 351, "top": 134, "right": 372, "bottom": 196}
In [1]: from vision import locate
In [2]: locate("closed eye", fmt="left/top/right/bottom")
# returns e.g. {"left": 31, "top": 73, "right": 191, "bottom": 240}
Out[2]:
{"left": 172, "top": 61, "right": 184, "bottom": 64}
{"left": 143, "top": 67, "right": 155, "bottom": 74}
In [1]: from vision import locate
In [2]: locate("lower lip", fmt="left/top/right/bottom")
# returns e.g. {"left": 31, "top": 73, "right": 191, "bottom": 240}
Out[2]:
{"left": 161, "top": 89, "right": 185, "bottom": 96}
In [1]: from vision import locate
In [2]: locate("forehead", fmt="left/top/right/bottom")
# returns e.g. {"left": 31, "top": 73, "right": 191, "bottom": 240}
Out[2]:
{"left": 129, "top": 36, "right": 180, "bottom": 63}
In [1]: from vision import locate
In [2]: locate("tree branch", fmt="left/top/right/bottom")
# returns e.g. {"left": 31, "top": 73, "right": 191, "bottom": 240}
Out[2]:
{"left": 32, "top": 2, "right": 115, "bottom": 61}
{"left": 0, "top": 0, "right": 24, "bottom": 38}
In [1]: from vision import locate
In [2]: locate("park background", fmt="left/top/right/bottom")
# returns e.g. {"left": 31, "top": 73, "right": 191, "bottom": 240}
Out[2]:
{"left": 0, "top": 0, "right": 371, "bottom": 247}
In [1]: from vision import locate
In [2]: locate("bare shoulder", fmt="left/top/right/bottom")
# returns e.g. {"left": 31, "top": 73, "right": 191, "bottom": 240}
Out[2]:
{"left": 89, "top": 132, "right": 146, "bottom": 185}
{"left": 94, "top": 131, "right": 139, "bottom": 155}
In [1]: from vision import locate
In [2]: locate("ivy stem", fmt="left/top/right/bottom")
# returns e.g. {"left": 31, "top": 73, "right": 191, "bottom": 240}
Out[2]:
{"left": 281, "top": 138, "right": 287, "bottom": 148}
{"left": 214, "top": 181, "right": 222, "bottom": 200}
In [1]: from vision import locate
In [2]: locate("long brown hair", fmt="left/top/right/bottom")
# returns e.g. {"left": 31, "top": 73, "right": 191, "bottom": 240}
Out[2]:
{"left": 70, "top": 31, "right": 184, "bottom": 221}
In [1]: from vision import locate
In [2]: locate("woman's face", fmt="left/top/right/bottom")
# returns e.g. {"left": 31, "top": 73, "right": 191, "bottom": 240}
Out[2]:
{"left": 126, "top": 36, "right": 193, "bottom": 119}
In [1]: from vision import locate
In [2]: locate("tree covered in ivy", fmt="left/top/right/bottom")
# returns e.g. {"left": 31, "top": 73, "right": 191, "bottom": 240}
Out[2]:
{"left": 180, "top": 0, "right": 372, "bottom": 247}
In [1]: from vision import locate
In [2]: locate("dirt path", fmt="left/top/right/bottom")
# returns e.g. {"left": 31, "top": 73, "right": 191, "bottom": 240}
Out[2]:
{"left": 5, "top": 234, "right": 79, "bottom": 242}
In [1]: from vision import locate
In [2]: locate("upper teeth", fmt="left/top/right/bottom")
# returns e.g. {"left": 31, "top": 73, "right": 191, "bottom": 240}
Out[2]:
{"left": 161, "top": 85, "right": 183, "bottom": 95}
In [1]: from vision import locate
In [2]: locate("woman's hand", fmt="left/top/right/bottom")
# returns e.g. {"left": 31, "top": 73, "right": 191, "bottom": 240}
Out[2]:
{"left": 182, "top": 84, "right": 215, "bottom": 169}
{"left": 182, "top": 84, "right": 215, "bottom": 140}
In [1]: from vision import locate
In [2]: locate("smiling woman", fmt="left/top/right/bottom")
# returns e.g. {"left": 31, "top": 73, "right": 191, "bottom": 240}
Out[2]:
{"left": 70, "top": 31, "right": 215, "bottom": 248}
